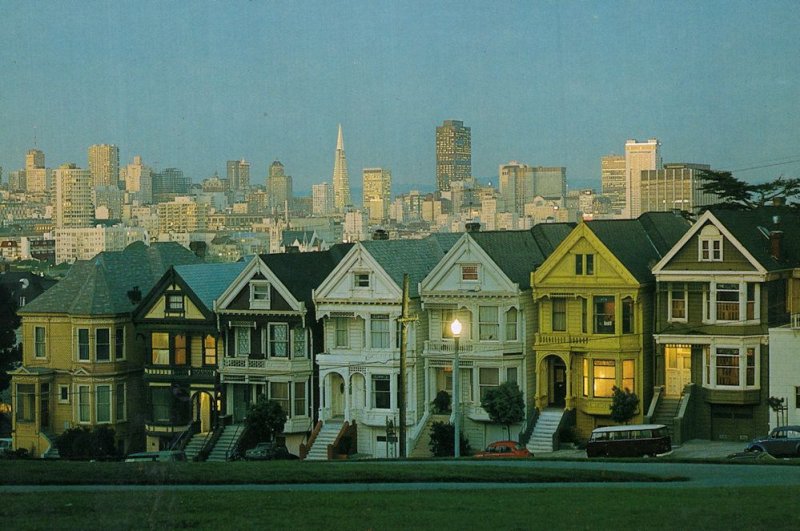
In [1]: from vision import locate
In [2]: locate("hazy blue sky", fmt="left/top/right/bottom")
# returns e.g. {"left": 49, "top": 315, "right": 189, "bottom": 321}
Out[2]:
{"left": 2, "top": 1, "right": 799, "bottom": 194}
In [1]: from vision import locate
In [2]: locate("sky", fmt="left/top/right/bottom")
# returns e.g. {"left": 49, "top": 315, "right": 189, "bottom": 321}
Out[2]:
{"left": 1, "top": 1, "right": 799, "bottom": 195}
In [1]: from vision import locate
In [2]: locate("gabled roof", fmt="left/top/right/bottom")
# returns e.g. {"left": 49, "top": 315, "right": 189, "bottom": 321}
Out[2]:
{"left": 19, "top": 242, "right": 201, "bottom": 315}
{"left": 709, "top": 206, "right": 800, "bottom": 271}
{"left": 259, "top": 243, "right": 354, "bottom": 306}
{"left": 586, "top": 212, "right": 692, "bottom": 283}
{"left": 173, "top": 261, "right": 248, "bottom": 310}
{"left": 361, "top": 233, "right": 460, "bottom": 297}
{"left": 469, "top": 224, "right": 573, "bottom": 289}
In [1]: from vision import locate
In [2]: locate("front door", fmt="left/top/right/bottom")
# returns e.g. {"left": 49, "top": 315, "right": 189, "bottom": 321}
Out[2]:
{"left": 550, "top": 358, "right": 567, "bottom": 407}
{"left": 665, "top": 345, "right": 692, "bottom": 397}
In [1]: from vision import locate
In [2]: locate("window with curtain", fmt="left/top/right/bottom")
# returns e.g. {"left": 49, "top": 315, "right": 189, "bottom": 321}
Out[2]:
{"left": 505, "top": 308, "right": 518, "bottom": 341}
{"left": 151, "top": 332, "right": 170, "bottom": 365}
{"left": 479, "top": 306, "right": 499, "bottom": 340}
{"left": 552, "top": 299, "right": 566, "bottom": 332}
{"left": 593, "top": 296, "right": 615, "bottom": 334}
{"left": 593, "top": 360, "right": 616, "bottom": 397}
{"left": 370, "top": 315, "right": 390, "bottom": 348}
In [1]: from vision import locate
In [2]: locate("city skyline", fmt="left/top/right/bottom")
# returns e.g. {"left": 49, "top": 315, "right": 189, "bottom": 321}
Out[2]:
{"left": 2, "top": 2, "right": 799, "bottom": 194}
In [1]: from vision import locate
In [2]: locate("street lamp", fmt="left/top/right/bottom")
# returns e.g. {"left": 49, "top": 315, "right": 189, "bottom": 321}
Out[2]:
{"left": 450, "top": 318, "right": 462, "bottom": 458}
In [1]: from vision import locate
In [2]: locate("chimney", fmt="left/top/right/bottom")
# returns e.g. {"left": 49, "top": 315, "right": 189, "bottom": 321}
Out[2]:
{"left": 465, "top": 221, "right": 481, "bottom": 232}
{"left": 773, "top": 196, "right": 786, "bottom": 206}
{"left": 770, "top": 231, "right": 783, "bottom": 261}
{"left": 371, "top": 229, "right": 389, "bottom": 240}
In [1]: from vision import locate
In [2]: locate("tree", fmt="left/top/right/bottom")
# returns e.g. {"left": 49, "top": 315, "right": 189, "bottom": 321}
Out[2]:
{"left": 0, "top": 285, "right": 22, "bottom": 392}
{"left": 609, "top": 386, "right": 639, "bottom": 424}
{"left": 55, "top": 426, "right": 118, "bottom": 460}
{"left": 481, "top": 382, "right": 525, "bottom": 439}
{"left": 240, "top": 396, "right": 287, "bottom": 451}
{"left": 699, "top": 169, "right": 800, "bottom": 210}
{"left": 428, "top": 421, "right": 470, "bottom": 457}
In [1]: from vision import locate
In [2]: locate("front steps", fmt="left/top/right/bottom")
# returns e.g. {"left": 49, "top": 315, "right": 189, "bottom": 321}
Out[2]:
{"left": 409, "top": 414, "right": 450, "bottom": 458}
{"left": 651, "top": 397, "right": 681, "bottom": 436}
{"left": 527, "top": 408, "right": 565, "bottom": 454}
{"left": 206, "top": 424, "right": 245, "bottom": 462}
{"left": 183, "top": 431, "right": 211, "bottom": 461}
{"left": 304, "top": 419, "right": 344, "bottom": 461}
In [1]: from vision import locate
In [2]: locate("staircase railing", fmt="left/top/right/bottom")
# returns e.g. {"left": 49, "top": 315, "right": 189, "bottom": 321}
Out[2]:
{"left": 300, "top": 420, "right": 323, "bottom": 460}
{"left": 672, "top": 383, "right": 695, "bottom": 445}
{"left": 644, "top": 386, "right": 664, "bottom": 424}
{"left": 519, "top": 407, "right": 540, "bottom": 446}
{"left": 406, "top": 411, "right": 431, "bottom": 458}
{"left": 225, "top": 425, "right": 248, "bottom": 461}
{"left": 550, "top": 408, "right": 575, "bottom": 452}
{"left": 328, "top": 420, "right": 357, "bottom": 460}
{"left": 196, "top": 422, "right": 225, "bottom": 462}
{"left": 169, "top": 422, "right": 197, "bottom": 452}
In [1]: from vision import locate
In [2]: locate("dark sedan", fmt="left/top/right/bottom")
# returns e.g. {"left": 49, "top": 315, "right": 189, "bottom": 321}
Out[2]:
{"left": 745, "top": 425, "right": 800, "bottom": 458}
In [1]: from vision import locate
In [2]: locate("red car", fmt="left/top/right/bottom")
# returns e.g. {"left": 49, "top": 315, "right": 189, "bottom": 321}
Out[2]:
{"left": 473, "top": 440, "right": 532, "bottom": 458}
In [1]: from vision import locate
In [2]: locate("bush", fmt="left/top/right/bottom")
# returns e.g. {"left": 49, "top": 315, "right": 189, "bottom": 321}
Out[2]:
{"left": 481, "top": 382, "right": 525, "bottom": 439}
{"left": 431, "top": 390, "right": 451, "bottom": 414}
{"left": 55, "top": 426, "right": 118, "bottom": 460}
{"left": 609, "top": 386, "right": 639, "bottom": 424}
{"left": 428, "top": 421, "right": 470, "bottom": 457}
{"left": 239, "top": 396, "right": 287, "bottom": 452}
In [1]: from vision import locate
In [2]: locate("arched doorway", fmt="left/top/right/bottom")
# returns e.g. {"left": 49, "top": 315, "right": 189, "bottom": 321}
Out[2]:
{"left": 191, "top": 390, "right": 215, "bottom": 433}
{"left": 543, "top": 355, "right": 567, "bottom": 407}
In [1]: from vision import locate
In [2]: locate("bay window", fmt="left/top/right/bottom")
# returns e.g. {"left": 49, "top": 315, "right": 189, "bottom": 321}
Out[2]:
{"left": 268, "top": 324, "right": 289, "bottom": 357}
{"left": 293, "top": 381, "right": 307, "bottom": 417}
{"left": 78, "top": 328, "right": 90, "bottom": 361}
{"left": 96, "top": 329, "right": 110, "bottom": 361}
{"left": 34, "top": 326, "right": 46, "bottom": 358}
{"left": 96, "top": 385, "right": 111, "bottom": 423}
{"left": 78, "top": 385, "right": 91, "bottom": 423}
{"left": 269, "top": 381, "right": 290, "bottom": 413}
{"left": 593, "top": 360, "right": 616, "bottom": 397}
{"left": 479, "top": 368, "right": 500, "bottom": 400}
{"left": 716, "top": 283, "right": 740, "bottom": 321}
{"left": 704, "top": 345, "right": 759, "bottom": 389}
{"left": 372, "top": 374, "right": 391, "bottom": 409}
{"left": 703, "top": 282, "right": 760, "bottom": 323}
{"left": 15, "top": 384, "right": 35, "bottom": 422}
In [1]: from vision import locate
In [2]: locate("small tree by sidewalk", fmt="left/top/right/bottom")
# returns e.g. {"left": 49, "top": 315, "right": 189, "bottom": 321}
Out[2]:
{"left": 481, "top": 382, "right": 525, "bottom": 439}
{"left": 428, "top": 421, "right": 470, "bottom": 457}
{"left": 239, "top": 396, "right": 287, "bottom": 451}
{"left": 609, "top": 386, "right": 639, "bottom": 424}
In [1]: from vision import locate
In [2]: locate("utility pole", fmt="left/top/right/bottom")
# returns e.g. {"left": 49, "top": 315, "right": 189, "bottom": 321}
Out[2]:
{"left": 397, "top": 273, "right": 417, "bottom": 458}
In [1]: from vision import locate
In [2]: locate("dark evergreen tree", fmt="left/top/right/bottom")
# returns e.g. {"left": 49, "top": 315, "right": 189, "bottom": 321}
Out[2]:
{"left": 481, "top": 382, "right": 525, "bottom": 439}
{"left": 0, "top": 285, "right": 21, "bottom": 392}
{"left": 609, "top": 386, "right": 639, "bottom": 424}
{"left": 699, "top": 169, "right": 800, "bottom": 210}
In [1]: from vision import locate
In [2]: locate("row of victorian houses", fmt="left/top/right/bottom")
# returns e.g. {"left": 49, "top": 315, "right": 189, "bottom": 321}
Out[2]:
{"left": 10, "top": 205, "right": 800, "bottom": 459}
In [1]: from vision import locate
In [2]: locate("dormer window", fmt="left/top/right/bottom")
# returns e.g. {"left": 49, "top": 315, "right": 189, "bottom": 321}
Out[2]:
{"left": 249, "top": 280, "right": 270, "bottom": 309}
{"left": 354, "top": 272, "right": 371, "bottom": 289}
{"left": 165, "top": 293, "right": 184, "bottom": 315}
{"left": 699, "top": 225, "right": 723, "bottom": 262}
{"left": 461, "top": 264, "right": 479, "bottom": 281}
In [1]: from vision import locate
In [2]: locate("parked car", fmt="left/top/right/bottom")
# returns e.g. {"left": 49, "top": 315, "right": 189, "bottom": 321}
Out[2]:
{"left": 586, "top": 424, "right": 672, "bottom": 458}
{"left": 0, "top": 438, "right": 12, "bottom": 452}
{"left": 745, "top": 425, "right": 800, "bottom": 458}
{"left": 244, "top": 442, "right": 299, "bottom": 461}
{"left": 473, "top": 440, "right": 531, "bottom": 458}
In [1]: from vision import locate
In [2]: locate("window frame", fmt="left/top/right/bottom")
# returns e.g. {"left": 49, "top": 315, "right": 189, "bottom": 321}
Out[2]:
{"left": 268, "top": 323, "right": 289, "bottom": 358}
{"left": 15, "top": 383, "right": 35, "bottom": 422}
{"left": 96, "top": 384, "right": 112, "bottom": 424}
{"left": 371, "top": 374, "right": 391, "bottom": 409}
{"left": 698, "top": 225, "right": 723, "bottom": 262}
{"left": 234, "top": 326, "right": 251, "bottom": 357}
{"left": 293, "top": 380, "right": 307, "bottom": 417}
{"left": 78, "top": 385, "right": 91, "bottom": 423}
{"left": 593, "top": 296, "right": 616, "bottom": 334}
{"left": 34, "top": 326, "right": 46, "bottom": 358}
{"left": 370, "top": 314, "right": 391, "bottom": 349}
{"left": 703, "top": 344, "right": 760, "bottom": 390}
{"left": 479, "top": 367, "right": 500, "bottom": 401}
{"left": 505, "top": 307, "right": 518, "bottom": 341}
{"left": 96, "top": 328, "right": 111, "bottom": 362}
{"left": 461, "top": 264, "right": 479, "bottom": 281}
{"left": 165, "top": 292, "right": 185, "bottom": 316}
{"left": 269, "top": 381, "right": 290, "bottom": 415}
{"left": 551, "top": 298, "right": 567, "bottom": 332}
{"left": 58, "top": 384, "right": 70, "bottom": 404}
{"left": 77, "top": 328, "right": 90, "bottom": 361}
{"left": 334, "top": 317, "right": 349, "bottom": 348}
{"left": 114, "top": 327, "right": 125, "bottom": 360}
{"left": 668, "top": 282, "right": 688, "bottom": 322}
{"left": 151, "top": 332, "right": 170, "bottom": 365}
{"left": 203, "top": 335, "right": 217, "bottom": 366}
{"left": 116, "top": 383, "right": 126, "bottom": 421}
{"left": 621, "top": 297, "right": 634, "bottom": 334}
{"left": 592, "top": 359, "right": 616, "bottom": 398}
{"left": 478, "top": 306, "right": 499, "bottom": 341}
{"left": 249, "top": 280, "right": 270, "bottom": 309}
{"left": 353, "top": 272, "right": 371, "bottom": 289}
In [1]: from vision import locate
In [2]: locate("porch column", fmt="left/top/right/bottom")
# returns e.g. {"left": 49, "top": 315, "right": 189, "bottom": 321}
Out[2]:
{"left": 343, "top": 372, "right": 351, "bottom": 422}
{"left": 565, "top": 355, "right": 576, "bottom": 409}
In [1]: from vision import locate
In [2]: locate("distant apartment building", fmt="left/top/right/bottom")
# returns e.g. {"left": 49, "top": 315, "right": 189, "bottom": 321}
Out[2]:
{"left": 499, "top": 162, "right": 533, "bottom": 215}
{"left": 88, "top": 144, "right": 120, "bottom": 188}
{"left": 436, "top": 120, "right": 471, "bottom": 192}
{"left": 625, "top": 138, "right": 661, "bottom": 218}
{"left": 23, "top": 149, "right": 51, "bottom": 194}
{"left": 640, "top": 163, "right": 715, "bottom": 214}
{"left": 267, "top": 160, "right": 292, "bottom": 213}
{"left": 156, "top": 196, "right": 208, "bottom": 234}
{"left": 601, "top": 154, "right": 626, "bottom": 216}
{"left": 227, "top": 159, "right": 250, "bottom": 191}
{"left": 93, "top": 185, "right": 125, "bottom": 219}
{"left": 532, "top": 166, "right": 567, "bottom": 198}
{"left": 343, "top": 210, "right": 367, "bottom": 242}
{"left": 362, "top": 167, "right": 392, "bottom": 223}
{"left": 122, "top": 155, "right": 153, "bottom": 204}
{"left": 152, "top": 168, "right": 190, "bottom": 202}
{"left": 53, "top": 164, "right": 94, "bottom": 228}
{"left": 55, "top": 225, "right": 149, "bottom": 263}
{"left": 332, "top": 124, "right": 351, "bottom": 213}
{"left": 312, "top": 182, "right": 335, "bottom": 216}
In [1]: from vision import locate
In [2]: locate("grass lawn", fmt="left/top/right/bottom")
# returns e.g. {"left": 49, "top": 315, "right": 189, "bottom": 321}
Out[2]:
{"left": 1, "top": 486, "right": 798, "bottom": 530}
{"left": 0, "top": 459, "right": 678, "bottom": 485}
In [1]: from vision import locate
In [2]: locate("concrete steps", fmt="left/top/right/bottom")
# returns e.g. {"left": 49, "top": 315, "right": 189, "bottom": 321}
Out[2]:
{"left": 409, "top": 414, "right": 450, "bottom": 458}
{"left": 527, "top": 408, "right": 565, "bottom": 455}
{"left": 184, "top": 432, "right": 211, "bottom": 462}
{"left": 304, "top": 420, "right": 343, "bottom": 461}
{"left": 206, "top": 424, "right": 244, "bottom": 462}
{"left": 651, "top": 397, "right": 681, "bottom": 435}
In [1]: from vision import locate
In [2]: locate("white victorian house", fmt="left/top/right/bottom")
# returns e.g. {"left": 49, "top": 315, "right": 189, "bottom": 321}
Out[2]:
{"left": 310, "top": 234, "right": 458, "bottom": 458}
{"left": 419, "top": 225, "right": 572, "bottom": 452}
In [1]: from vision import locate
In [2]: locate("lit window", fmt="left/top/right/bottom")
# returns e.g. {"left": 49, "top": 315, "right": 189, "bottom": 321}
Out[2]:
{"left": 372, "top": 374, "right": 391, "bottom": 409}
{"left": 552, "top": 299, "right": 566, "bottom": 332}
{"left": 151, "top": 332, "right": 170, "bottom": 364}
{"left": 593, "top": 360, "right": 616, "bottom": 398}
{"left": 269, "top": 324, "right": 289, "bottom": 357}
{"left": 622, "top": 360, "right": 635, "bottom": 391}
{"left": 203, "top": 335, "right": 217, "bottom": 366}
{"left": 78, "top": 328, "right": 90, "bottom": 361}
{"left": 370, "top": 315, "right": 390, "bottom": 349}
{"left": 479, "top": 306, "right": 499, "bottom": 340}
{"left": 461, "top": 264, "right": 479, "bottom": 281}
{"left": 593, "top": 296, "right": 615, "bottom": 334}
{"left": 249, "top": 281, "right": 270, "bottom": 309}
{"left": 269, "top": 381, "right": 290, "bottom": 414}
{"left": 174, "top": 334, "right": 187, "bottom": 365}
{"left": 582, "top": 359, "right": 589, "bottom": 397}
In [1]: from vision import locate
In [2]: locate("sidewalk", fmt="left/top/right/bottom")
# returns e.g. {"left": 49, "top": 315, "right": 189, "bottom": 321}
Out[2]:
{"left": 546, "top": 439, "right": 745, "bottom": 459}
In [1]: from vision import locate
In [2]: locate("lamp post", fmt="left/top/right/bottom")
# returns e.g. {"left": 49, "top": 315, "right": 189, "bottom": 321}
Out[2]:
{"left": 450, "top": 318, "right": 462, "bottom": 458}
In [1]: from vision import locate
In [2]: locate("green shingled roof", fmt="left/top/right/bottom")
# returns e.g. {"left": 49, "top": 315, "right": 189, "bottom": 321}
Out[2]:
{"left": 260, "top": 243, "right": 354, "bottom": 305}
{"left": 362, "top": 233, "right": 461, "bottom": 297}
{"left": 586, "top": 212, "right": 692, "bottom": 283}
{"left": 710, "top": 206, "right": 800, "bottom": 271}
{"left": 19, "top": 242, "right": 201, "bottom": 315}
{"left": 174, "top": 261, "right": 248, "bottom": 311}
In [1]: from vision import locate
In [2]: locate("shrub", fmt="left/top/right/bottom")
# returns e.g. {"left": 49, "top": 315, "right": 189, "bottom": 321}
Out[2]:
{"left": 609, "top": 386, "right": 639, "bottom": 424}
{"left": 431, "top": 390, "right": 451, "bottom": 414}
{"left": 428, "top": 421, "right": 470, "bottom": 457}
{"left": 481, "top": 382, "right": 525, "bottom": 439}
{"left": 55, "top": 426, "right": 118, "bottom": 460}
{"left": 239, "top": 395, "right": 287, "bottom": 451}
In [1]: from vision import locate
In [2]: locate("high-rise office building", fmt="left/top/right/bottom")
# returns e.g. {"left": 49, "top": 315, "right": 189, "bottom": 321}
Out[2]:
{"left": 499, "top": 162, "right": 533, "bottom": 215}
{"left": 332, "top": 124, "right": 351, "bottom": 213}
{"left": 26, "top": 149, "right": 44, "bottom": 171}
{"left": 436, "top": 120, "right": 471, "bottom": 192}
{"left": 24, "top": 148, "right": 51, "bottom": 193}
{"left": 123, "top": 155, "right": 153, "bottom": 203}
{"left": 601, "top": 154, "right": 626, "bottom": 216}
{"left": 362, "top": 167, "right": 392, "bottom": 223}
{"left": 267, "top": 160, "right": 293, "bottom": 212}
{"left": 53, "top": 163, "right": 93, "bottom": 228}
{"left": 312, "top": 182, "right": 335, "bottom": 216}
{"left": 624, "top": 138, "right": 661, "bottom": 218}
{"left": 152, "top": 168, "right": 190, "bottom": 202}
{"left": 640, "top": 163, "right": 715, "bottom": 214}
{"left": 227, "top": 159, "right": 251, "bottom": 191}
{"left": 88, "top": 144, "right": 120, "bottom": 188}
{"left": 532, "top": 166, "right": 567, "bottom": 198}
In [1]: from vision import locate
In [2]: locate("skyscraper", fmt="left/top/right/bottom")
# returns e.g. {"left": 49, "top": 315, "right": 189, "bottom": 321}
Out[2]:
{"left": 498, "top": 162, "right": 533, "bottom": 215}
{"left": 624, "top": 138, "right": 661, "bottom": 218}
{"left": 227, "top": 159, "right": 251, "bottom": 191}
{"left": 53, "top": 163, "right": 93, "bottom": 228}
{"left": 123, "top": 155, "right": 153, "bottom": 203}
{"left": 531, "top": 166, "right": 567, "bottom": 198}
{"left": 26, "top": 149, "right": 44, "bottom": 171}
{"left": 601, "top": 154, "right": 626, "bottom": 216}
{"left": 312, "top": 182, "right": 335, "bottom": 216}
{"left": 436, "top": 120, "right": 471, "bottom": 192}
{"left": 88, "top": 144, "right": 120, "bottom": 188}
{"left": 24, "top": 148, "right": 50, "bottom": 193}
{"left": 362, "top": 167, "right": 392, "bottom": 223}
{"left": 267, "top": 160, "right": 293, "bottom": 212}
{"left": 640, "top": 163, "right": 715, "bottom": 214}
{"left": 332, "top": 124, "right": 351, "bottom": 213}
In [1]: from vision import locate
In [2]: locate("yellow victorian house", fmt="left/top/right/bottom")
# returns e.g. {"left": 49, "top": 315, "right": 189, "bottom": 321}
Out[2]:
{"left": 531, "top": 213, "right": 690, "bottom": 439}
{"left": 11, "top": 242, "right": 200, "bottom": 457}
